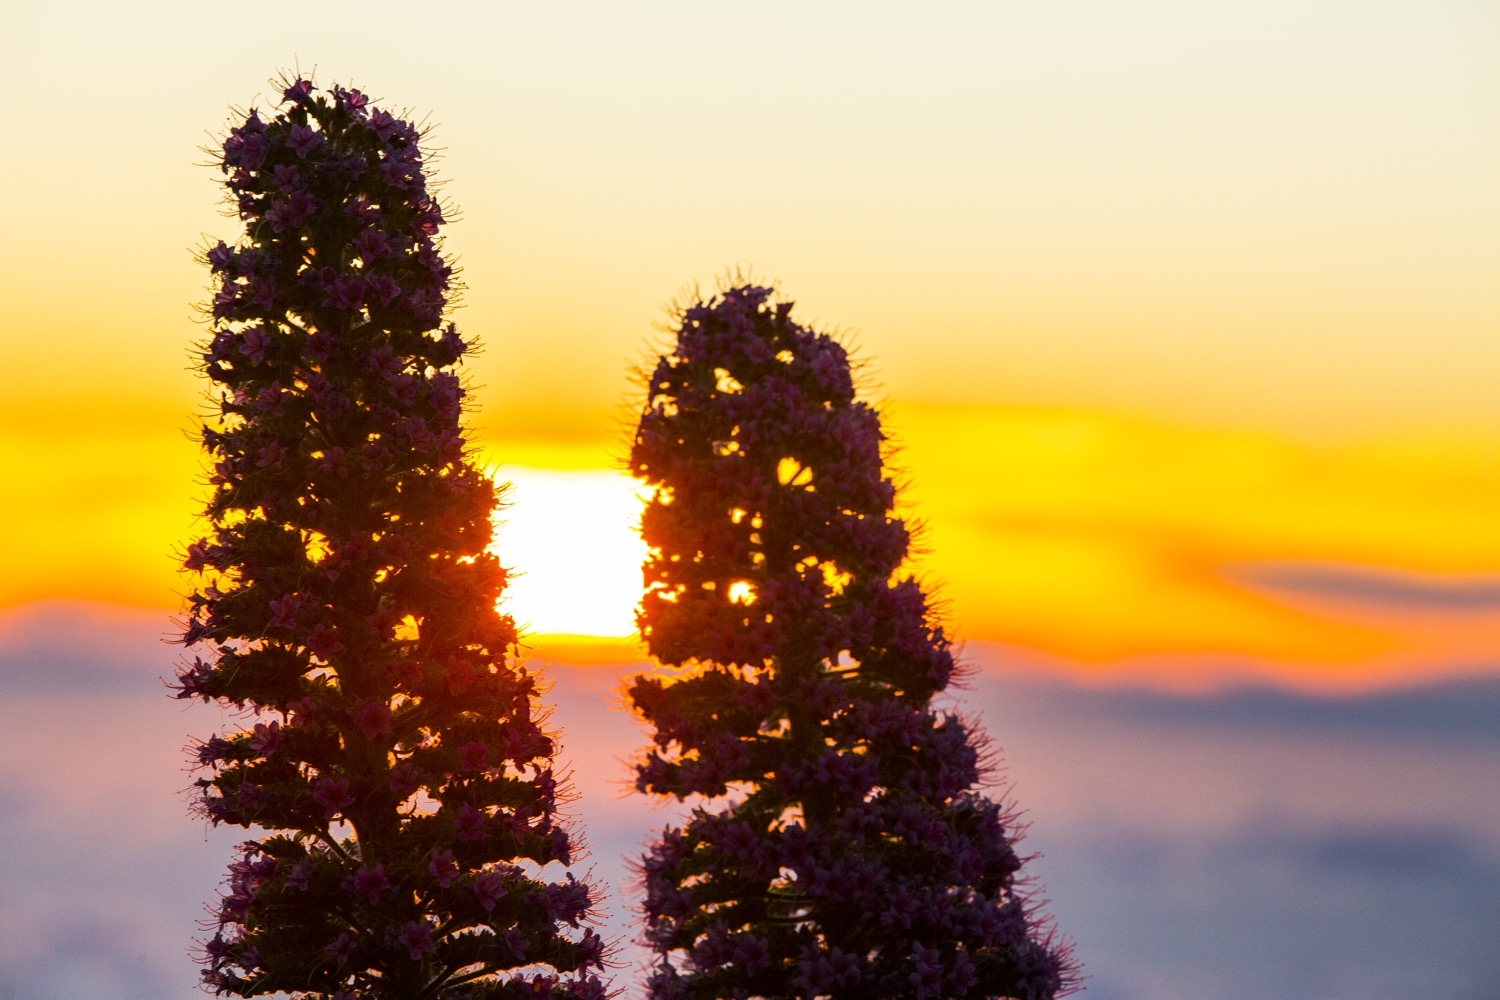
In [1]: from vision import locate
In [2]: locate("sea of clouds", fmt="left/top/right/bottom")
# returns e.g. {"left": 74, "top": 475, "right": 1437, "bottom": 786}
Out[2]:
{"left": 2, "top": 602, "right": 1495, "bottom": 1000}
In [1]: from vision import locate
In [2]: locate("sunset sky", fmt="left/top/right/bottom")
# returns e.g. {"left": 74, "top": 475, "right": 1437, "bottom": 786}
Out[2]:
{"left": 2, "top": 6, "right": 1499, "bottom": 999}
{"left": 2, "top": 0, "right": 1497, "bottom": 693}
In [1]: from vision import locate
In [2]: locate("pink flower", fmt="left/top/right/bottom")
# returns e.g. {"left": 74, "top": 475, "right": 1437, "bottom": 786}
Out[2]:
{"left": 254, "top": 441, "right": 287, "bottom": 470}
{"left": 281, "top": 78, "right": 313, "bottom": 103}
{"left": 380, "top": 158, "right": 416, "bottom": 191}
{"left": 332, "top": 85, "right": 367, "bottom": 112}
{"left": 183, "top": 540, "right": 217, "bottom": 572}
{"left": 286, "top": 124, "right": 323, "bottom": 159}
{"left": 366, "top": 607, "right": 398, "bottom": 638}
{"left": 909, "top": 943, "right": 943, "bottom": 1000}
{"left": 389, "top": 373, "right": 420, "bottom": 407}
{"left": 402, "top": 416, "right": 435, "bottom": 452}
{"left": 344, "top": 864, "right": 390, "bottom": 903}
{"left": 473, "top": 870, "right": 507, "bottom": 911}
{"left": 366, "top": 273, "right": 401, "bottom": 306}
{"left": 430, "top": 371, "right": 462, "bottom": 416}
{"left": 454, "top": 802, "right": 485, "bottom": 840}
{"left": 323, "top": 932, "right": 355, "bottom": 965}
{"left": 248, "top": 721, "right": 282, "bottom": 756}
{"left": 435, "top": 428, "right": 464, "bottom": 464}
{"left": 206, "top": 242, "right": 234, "bottom": 272}
{"left": 307, "top": 623, "right": 344, "bottom": 658}
{"left": 389, "top": 760, "right": 421, "bottom": 798}
{"left": 367, "top": 345, "right": 402, "bottom": 380}
{"left": 238, "top": 325, "right": 272, "bottom": 364}
{"left": 212, "top": 283, "right": 239, "bottom": 321}
{"left": 312, "top": 777, "right": 353, "bottom": 817}
{"left": 287, "top": 858, "right": 313, "bottom": 891}
{"left": 440, "top": 323, "right": 465, "bottom": 360}
{"left": 428, "top": 849, "right": 459, "bottom": 888}
{"left": 253, "top": 382, "right": 287, "bottom": 414}
{"left": 353, "top": 226, "right": 388, "bottom": 260}
{"left": 396, "top": 920, "right": 434, "bottom": 959}
{"left": 369, "top": 108, "right": 399, "bottom": 141}
{"left": 353, "top": 701, "right": 391, "bottom": 738}
{"left": 318, "top": 446, "right": 350, "bottom": 479}
{"left": 270, "top": 163, "right": 301, "bottom": 191}
{"left": 326, "top": 275, "right": 364, "bottom": 310}
{"left": 265, "top": 190, "right": 316, "bottom": 232}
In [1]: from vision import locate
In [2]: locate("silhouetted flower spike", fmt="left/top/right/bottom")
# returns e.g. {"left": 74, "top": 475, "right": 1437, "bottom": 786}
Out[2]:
{"left": 177, "top": 75, "right": 609, "bottom": 999}
{"left": 627, "top": 283, "right": 1078, "bottom": 998}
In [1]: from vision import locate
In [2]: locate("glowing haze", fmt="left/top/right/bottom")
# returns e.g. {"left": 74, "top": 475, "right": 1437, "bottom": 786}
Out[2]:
{"left": 1, "top": 1, "right": 1496, "bottom": 691}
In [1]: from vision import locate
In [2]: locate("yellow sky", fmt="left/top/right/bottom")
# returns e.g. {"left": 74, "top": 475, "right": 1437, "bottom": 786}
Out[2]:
{"left": 3, "top": 399, "right": 1497, "bottom": 691}
{"left": 1, "top": 2, "right": 1496, "bottom": 690}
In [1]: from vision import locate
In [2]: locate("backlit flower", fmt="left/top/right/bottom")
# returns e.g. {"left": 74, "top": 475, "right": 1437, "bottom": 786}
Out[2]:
{"left": 181, "top": 74, "right": 605, "bottom": 999}
{"left": 628, "top": 285, "right": 1075, "bottom": 999}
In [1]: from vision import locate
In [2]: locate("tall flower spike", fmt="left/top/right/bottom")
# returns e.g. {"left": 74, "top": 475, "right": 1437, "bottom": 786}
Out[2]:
{"left": 627, "top": 284, "right": 1077, "bottom": 999}
{"left": 177, "top": 76, "right": 608, "bottom": 1000}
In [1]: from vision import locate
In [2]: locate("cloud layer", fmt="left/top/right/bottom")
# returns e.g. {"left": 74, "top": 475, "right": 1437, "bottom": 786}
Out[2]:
{"left": 2, "top": 604, "right": 1496, "bottom": 999}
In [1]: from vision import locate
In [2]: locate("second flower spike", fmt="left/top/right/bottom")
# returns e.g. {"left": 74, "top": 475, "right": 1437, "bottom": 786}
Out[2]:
{"left": 626, "top": 284, "right": 1077, "bottom": 1000}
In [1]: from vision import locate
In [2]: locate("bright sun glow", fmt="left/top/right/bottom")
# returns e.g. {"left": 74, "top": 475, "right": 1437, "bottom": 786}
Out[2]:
{"left": 488, "top": 467, "right": 650, "bottom": 637}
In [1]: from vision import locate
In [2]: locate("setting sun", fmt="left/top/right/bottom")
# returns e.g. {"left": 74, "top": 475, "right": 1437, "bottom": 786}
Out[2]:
{"left": 487, "top": 466, "right": 650, "bottom": 639}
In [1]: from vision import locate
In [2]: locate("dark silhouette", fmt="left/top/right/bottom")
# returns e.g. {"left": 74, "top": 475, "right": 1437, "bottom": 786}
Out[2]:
{"left": 174, "top": 77, "right": 607, "bottom": 999}
{"left": 626, "top": 284, "right": 1077, "bottom": 999}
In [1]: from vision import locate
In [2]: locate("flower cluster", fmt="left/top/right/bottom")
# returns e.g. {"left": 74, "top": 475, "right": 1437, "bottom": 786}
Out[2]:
{"left": 627, "top": 285, "right": 1077, "bottom": 999}
{"left": 177, "top": 78, "right": 607, "bottom": 999}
